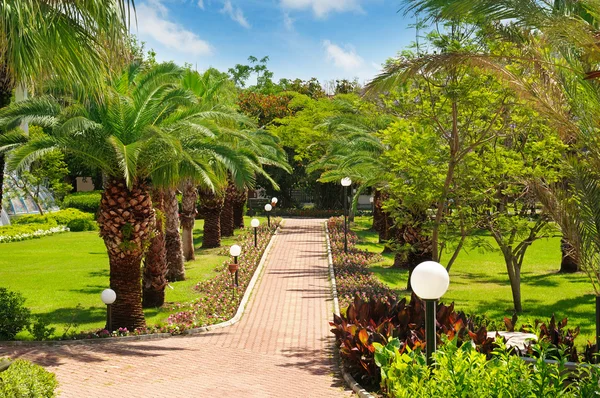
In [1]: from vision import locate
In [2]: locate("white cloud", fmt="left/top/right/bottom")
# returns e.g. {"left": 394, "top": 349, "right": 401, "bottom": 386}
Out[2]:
{"left": 283, "top": 12, "right": 294, "bottom": 31}
{"left": 197, "top": 0, "right": 204, "bottom": 9}
{"left": 135, "top": 2, "right": 212, "bottom": 56}
{"left": 221, "top": 1, "right": 251, "bottom": 28}
{"left": 281, "top": 0, "right": 362, "bottom": 18}
{"left": 323, "top": 40, "right": 363, "bottom": 71}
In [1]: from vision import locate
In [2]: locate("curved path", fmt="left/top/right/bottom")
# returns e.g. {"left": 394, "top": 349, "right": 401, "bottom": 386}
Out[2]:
{"left": 1, "top": 218, "right": 353, "bottom": 397}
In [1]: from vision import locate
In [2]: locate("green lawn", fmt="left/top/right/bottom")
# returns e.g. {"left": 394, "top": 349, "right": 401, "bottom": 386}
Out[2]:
{"left": 0, "top": 216, "right": 268, "bottom": 339}
{"left": 352, "top": 216, "right": 596, "bottom": 344}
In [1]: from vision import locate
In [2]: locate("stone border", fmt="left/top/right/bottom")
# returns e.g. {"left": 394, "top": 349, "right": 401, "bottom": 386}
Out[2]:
{"left": 324, "top": 221, "right": 376, "bottom": 398}
{"left": 0, "top": 223, "right": 282, "bottom": 347}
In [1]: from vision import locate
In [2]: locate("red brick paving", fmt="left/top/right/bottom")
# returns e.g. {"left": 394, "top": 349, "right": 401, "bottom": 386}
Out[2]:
{"left": 0, "top": 218, "right": 353, "bottom": 397}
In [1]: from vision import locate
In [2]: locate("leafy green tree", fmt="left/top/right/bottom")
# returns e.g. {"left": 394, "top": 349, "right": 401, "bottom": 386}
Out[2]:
{"left": 0, "top": 0, "right": 134, "bottom": 215}
{"left": 0, "top": 62, "right": 257, "bottom": 330}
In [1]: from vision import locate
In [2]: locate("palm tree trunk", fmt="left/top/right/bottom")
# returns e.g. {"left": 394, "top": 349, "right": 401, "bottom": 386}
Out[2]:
{"left": 233, "top": 187, "right": 248, "bottom": 229}
{"left": 220, "top": 181, "right": 235, "bottom": 237}
{"left": 0, "top": 62, "right": 14, "bottom": 210}
{"left": 560, "top": 238, "right": 579, "bottom": 273}
{"left": 98, "top": 179, "right": 154, "bottom": 331}
{"left": 142, "top": 188, "right": 168, "bottom": 308}
{"left": 181, "top": 179, "right": 198, "bottom": 261}
{"left": 164, "top": 188, "right": 185, "bottom": 282}
{"left": 372, "top": 189, "right": 383, "bottom": 232}
{"left": 200, "top": 188, "right": 224, "bottom": 248}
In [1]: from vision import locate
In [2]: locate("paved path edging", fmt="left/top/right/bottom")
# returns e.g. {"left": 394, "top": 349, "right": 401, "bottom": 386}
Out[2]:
{"left": 184, "top": 222, "right": 282, "bottom": 334}
{"left": 324, "top": 221, "right": 376, "bottom": 398}
{"left": 0, "top": 225, "right": 281, "bottom": 347}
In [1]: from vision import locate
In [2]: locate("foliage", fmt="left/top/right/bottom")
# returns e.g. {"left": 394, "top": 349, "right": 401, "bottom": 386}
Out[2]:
{"left": 66, "top": 218, "right": 97, "bottom": 232}
{"left": 374, "top": 337, "right": 600, "bottom": 398}
{"left": 13, "top": 208, "right": 94, "bottom": 226}
{"left": 237, "top": 91, "right": 293, "bottom": 127}
{"left": 0, "top": 288, "right": 31, "bottom": 340}
{"left": 61, "top": 191, "right": 102, "bottom": 214}
{"left": 0, "top": 224, "right": 69, "bottom": 243}
{"left": 0, "top": 359, "right": 58, "bottom": 398}
{"left": 28, "top": 317, "right": 56, "bottom": 341}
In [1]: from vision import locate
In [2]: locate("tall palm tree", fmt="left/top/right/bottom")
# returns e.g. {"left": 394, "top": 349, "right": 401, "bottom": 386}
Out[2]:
{"left": 142, "top": 188, "right": 167, "bottom": 308}
{"left": 0, "top": 0, "right": 134, "bottom": 211}
{"left": 164, "top": 188, "right": 185, "bottom": 282}
{"left": 0, "top": 62, "right": 241, "bottom": 330}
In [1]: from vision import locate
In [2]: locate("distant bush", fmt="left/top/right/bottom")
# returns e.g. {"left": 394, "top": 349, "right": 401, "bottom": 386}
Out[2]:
{"left": 66, "top": 218, "right": 97, "bottom": 232}
{"left": 61, "top": 191, "right": 101, "bottom": 214}
{"left": 12, "top": 209, "right": 95, "bottom": 231}
{"left": 0, "top": 288, "right": 31, "bottom": 340}
{"left": 0, "top": 359, "right": 58, "bottom": 397}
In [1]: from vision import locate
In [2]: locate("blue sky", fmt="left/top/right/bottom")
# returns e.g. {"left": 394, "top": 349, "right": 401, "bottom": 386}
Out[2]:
{"left": 132, "top": 0, "right": 417, "bottom": 85}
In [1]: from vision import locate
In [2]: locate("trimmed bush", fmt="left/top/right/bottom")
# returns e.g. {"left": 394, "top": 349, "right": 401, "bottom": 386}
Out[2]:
{"left": 12, "top": 208, "right": 94, "bottom": 226}
{"left": 66, "top": 218, "right": 97, "bottom": 232}
{"left": 61, "top": 191, "right": 101, "bottom": 214}
{"left": 0, "top": 359, "right": 58, "bottom": 397}
{"left": 0, "top": 288, "right": 31, "bottom": 340}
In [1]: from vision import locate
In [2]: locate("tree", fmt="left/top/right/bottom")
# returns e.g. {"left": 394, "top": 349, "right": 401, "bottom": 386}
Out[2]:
{"left": 0, "top": 0, "right": 134, "bottom": 215}
{"left": 0, "top": 62, "right": 248, "bottom": 330}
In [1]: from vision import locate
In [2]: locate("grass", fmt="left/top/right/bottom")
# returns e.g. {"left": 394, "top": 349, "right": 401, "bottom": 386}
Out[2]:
{"left": 352, "top": 216, "right": 597, "bottom": 345}
{"left": 0, "top": 216, "right": 268, "bottom": 339}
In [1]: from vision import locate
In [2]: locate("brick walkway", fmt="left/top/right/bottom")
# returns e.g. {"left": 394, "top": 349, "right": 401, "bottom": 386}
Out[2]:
{"left": 1, "top": 218, "right": 353, "bottom": 397}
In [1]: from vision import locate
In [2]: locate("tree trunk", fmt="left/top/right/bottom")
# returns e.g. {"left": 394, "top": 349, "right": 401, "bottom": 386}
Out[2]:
{"left": 508, "top": 260, "right": 523, "bottom": 313}
{"left": 404, "top": 212, "right": 433, "bottom": 291}
{"left": 181, "top": 179, "right": 198, "bottom": 261}
{"left": 560, "top": 238, "right": 579, "bottom": 273}
{"left": 142, "top": 189, "right": 168, "bottom": 308}
{"left": 233, "top": 187, "right": 248, "bottom": 229}
{"left": 98, "top": 179, "right": 154, "bottom": 331}
{"left": 220, "top": 181, "right": 235, "bottom": 237}
{"left": 372, "top": 189, "right": 384, "bottom": 232}
{"left": 0, "top": 62, "right": 15, "bottom": 210}
{"left": 164, "top": 188, "right": 185, "bottom": 282}
{"left": 200, "top": 188, "right": 224, "bottom": 248}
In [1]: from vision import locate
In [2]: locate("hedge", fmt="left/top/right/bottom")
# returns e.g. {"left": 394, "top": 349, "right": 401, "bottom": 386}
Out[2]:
{"left": 0, "top": 359, "right": 58, "bottom": 397}
{"left": 61, "top": 191, "right": 102, "bottom": 214}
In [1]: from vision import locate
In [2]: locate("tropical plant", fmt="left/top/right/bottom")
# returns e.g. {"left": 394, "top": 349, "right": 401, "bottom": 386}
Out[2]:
{"left": 0, "top": 62, "right": 255, "bottom": 330}
{"left": 0, "top": 0, "right": 134, "bottom": 211}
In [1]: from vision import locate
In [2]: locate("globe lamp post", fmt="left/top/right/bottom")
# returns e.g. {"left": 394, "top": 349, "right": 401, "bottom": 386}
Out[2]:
{"left": 410, "top": 261, "right": 450, "bottom": 366}
{"left": 264, "top": 203, "right": 272, "bottom": 228}
{"left": 341, "top": 177, "right": 352, "bottom": 253}
{"left": 101, "top": 289, "right": 117, "bottom": 332}
{"left": 251, "top": 218, "right": 260, "bottom": 248}
{"left": 230, "top": 244, "right": 242, "bottom": 288}
{"left": 271, "top": 197, "right": 278, "bottom": 217}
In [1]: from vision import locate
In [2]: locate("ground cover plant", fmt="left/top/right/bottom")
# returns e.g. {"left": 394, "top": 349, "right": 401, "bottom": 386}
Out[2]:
{"left": 351, "top": 216, "right": 597, "bottom": 344}
{"left": 0, "top": 216, "right": 271, "bottom": 340}
{"left": 0, "top": 359, "right": 58, "bottom": 397}
{"left": 374, "top": 338, "right": 600, "bottom": 398}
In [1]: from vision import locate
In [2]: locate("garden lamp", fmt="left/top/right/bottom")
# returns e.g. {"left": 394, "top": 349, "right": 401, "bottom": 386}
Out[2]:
{"left": 341, "top": 177, "right": 352, "bottom": 253}
{"left": 101, "top": 288, "right": 117, "bottom": 332}
{"left": 251, "top": 218, "right": 260, "bottom": 248}
{"left": 230, "top": 244, "right": 242, "bottom": 287}
{"left": 410, "top": 261, "right": 450, "bottom": 366}
{"left": 271, "top": 197, "right": 278, "bottom": 217}
{"left": 264, "top": 203, "right": 272, "bottom": 228}
{"left": 370, "top": 196, "right": 374, "bottom": 214}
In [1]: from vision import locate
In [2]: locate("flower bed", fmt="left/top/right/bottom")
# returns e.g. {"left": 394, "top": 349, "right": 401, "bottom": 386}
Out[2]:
{"left": 327, "top": 217, "right": 395, "bottom": 308}
{"left": 0, "top": 225, "right": 69, "bottom": 243}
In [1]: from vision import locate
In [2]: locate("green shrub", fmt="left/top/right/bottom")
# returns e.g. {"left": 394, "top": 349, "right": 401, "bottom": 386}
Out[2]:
{"left": 0, "top": 288, "right": 31, "bottom": 340}
{"left": 28, "top": 317, "right": 56, "bottom": 341}
{"left": 66, "top": 217, "right": 97, "bottom": 232}
{"left": 13, "top": 208, "right": 94, "bottom": 226}
{"left": 0, "top": 359, "right": 58, "bottom": 397}
{"left": 61, "top": 191, "right": 102, "bottom": 213}
{"left": 374, "top": 338, "right": 600, "bottom": 397}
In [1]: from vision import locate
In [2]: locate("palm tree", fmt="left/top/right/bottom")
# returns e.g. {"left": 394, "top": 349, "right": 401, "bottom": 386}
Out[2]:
{"left": 0, "top": 62, "right": 237, "bottom": 330}
{"left": 164, "top": 188, "right": 185, "bottom": 282}
{"left": 142, "top": 188, "right": 168, "bottom": 308}
{"left": 199, "top": 186, "right": 225, "bottom": 248}
{"left": 0, "top": 0, "right": 134, "bottom": 212}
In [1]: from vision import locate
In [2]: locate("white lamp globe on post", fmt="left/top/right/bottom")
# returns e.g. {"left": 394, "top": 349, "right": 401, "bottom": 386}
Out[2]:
{"left": 230, "top": 244, "right": 242, "bottom": 287}
{"left": 264, "top": 203, "right": 272, "bottom": 228}
{"left": 271, "top": 197, "right": 278, "bottom": 217}
{"left": 101, "top": 289, "right": 116, "bottom": 332}
{"left": 340, "top": 177, "right": 352, "bottom": 253}
{"left": 251, "top": 218, "right": 260, "bottom": 248}
{"left": 410, "top": 261, "right": 450, "bottom": 366}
